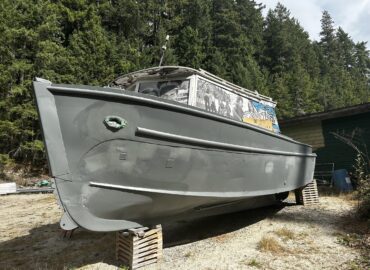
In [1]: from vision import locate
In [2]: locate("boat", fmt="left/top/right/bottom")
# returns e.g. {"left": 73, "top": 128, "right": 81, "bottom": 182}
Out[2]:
{"left": 33, "top": 66, "right": 316, "bottom": 232}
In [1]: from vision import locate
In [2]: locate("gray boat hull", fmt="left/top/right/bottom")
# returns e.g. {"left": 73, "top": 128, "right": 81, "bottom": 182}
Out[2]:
{"left": 33, "top": 80, "right": 316, "bottom": 232}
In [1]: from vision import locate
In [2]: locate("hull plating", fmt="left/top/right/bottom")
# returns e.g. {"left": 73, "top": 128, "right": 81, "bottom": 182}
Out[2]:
{"left": 33, "top": 81, "right": 316, "bottom": 231}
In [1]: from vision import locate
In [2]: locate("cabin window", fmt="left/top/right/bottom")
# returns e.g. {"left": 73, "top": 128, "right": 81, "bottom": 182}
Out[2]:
{"left": 125, "top": 84, "right": 136, "bottom": 92}
{"left": 196, "top": 78, "right": 280, "bottom": 133}
{"left": 138, "top": 80, "right": 190, "bottom": 104}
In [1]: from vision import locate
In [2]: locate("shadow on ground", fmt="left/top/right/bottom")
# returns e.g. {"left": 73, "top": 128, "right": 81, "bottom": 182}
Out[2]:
{"left": 0, "top": 222, "right": 116, "bottom": 270}
{"left": 2, "top": 197, "right": 367, "bottom": 270}
{"left": 0, "top": 204, "right": 285, "bottom": 270}
{"left": 162, "top": 204, "right": 284, "bottom": 247}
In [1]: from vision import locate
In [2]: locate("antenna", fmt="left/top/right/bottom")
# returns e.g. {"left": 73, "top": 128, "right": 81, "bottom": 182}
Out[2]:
{"left": 159, "top": 35, "right": 170, "bottom": 67}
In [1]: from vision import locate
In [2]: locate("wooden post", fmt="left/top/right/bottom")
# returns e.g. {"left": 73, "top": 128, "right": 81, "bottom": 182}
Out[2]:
{"left": 116, "top": 225, "right": 163, "bottom": 270}
{"left": 295, "top": 179, "right": 319, "bottom": 206}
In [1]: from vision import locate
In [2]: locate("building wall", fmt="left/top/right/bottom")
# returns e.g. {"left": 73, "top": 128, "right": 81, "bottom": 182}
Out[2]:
{"left": 280, "top": 120, "right": 325, "bottom": 150}
{"left": 317, "top": 112, "right": 370, "bottom": 172}
{"left": 281, "top": 111, "right": 370, "bottom": 172}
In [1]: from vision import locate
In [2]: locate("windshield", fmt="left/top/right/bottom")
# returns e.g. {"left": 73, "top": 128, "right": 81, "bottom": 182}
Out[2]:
{"left": 138, "top": 80, "right": 189, "bottom": 104}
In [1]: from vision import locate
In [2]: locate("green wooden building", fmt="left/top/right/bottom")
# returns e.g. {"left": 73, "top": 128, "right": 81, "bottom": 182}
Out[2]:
{"left": 280, "top": 103, "right": 370, "bottom": 173}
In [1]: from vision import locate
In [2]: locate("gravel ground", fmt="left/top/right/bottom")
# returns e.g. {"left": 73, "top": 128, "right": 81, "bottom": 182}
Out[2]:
{"left": 0, "top": 193, "right": 368, "bottom": 270}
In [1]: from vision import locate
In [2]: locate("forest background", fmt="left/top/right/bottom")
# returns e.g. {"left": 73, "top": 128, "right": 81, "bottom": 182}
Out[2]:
{"left": 0, "top": 0, "right": 369, "bottom": 170}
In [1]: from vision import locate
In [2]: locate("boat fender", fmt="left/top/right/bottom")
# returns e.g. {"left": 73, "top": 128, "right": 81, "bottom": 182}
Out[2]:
{"left": 103, "top": 115, "right": 127, "bottom": 131}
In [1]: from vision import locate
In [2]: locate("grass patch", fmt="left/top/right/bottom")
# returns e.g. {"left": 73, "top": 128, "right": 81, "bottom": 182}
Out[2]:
{"left": 257, "top": 236, "right": 286, "bottom": 254}
{"left": 184, "top": 251, "right": 193, "bottom": 258}
{"left": 338, "top": 192, "right": 356, "bottom": 200}
{"left": 336, "top": 233, "right": 369, "bottom": 249}
{"left": 298, "top": 231, "right": 309, "bottom": 239}
{"left": 346, "top": 256, "right": 370, "bottom": 270}
{"left": 337, "top": 232, "right": 370, "bottom": 269}
{"left": 37, "top": 195, "right": 56, "bottom": 204}
{"left": 246, "top": 258, "right": 262, "bottom": 268}
{"left": 274, "top": 227, "right": 296, "bottom": 240}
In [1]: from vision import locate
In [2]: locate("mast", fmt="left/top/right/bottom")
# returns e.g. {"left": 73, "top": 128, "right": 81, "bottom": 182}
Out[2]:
{"left": 159, "top": 35, "right": 169, "bottom": 67}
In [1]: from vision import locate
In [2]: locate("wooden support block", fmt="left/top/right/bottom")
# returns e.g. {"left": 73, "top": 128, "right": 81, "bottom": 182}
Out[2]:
{"left": 295, "top": 179, "right": 319, "bottom": 206}
{"left": 116, "top": 225, "right": 163, "bottom": 270}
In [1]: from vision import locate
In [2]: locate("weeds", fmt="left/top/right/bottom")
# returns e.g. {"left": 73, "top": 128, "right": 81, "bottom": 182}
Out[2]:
{"left": 353, "top": 153, "right": 370, "bottom": 217}
{"left": 246, "top": 258, "right": 262, "bottom": 268}
{"left": 184, "top": 251, "right": 193, "bottom": 258}
{"left": 257, "top": 236, "right": 286, "bottom": 254}
{"left": 332, "top": 131, "right": 370, "bottom": 218}
{"left": 336, "top": 233, "right": 364, "bottom": 247}
{"left": 337, "top": 232, "right": 370, "bottom": 269}
{"left": 274, "top": 227, "right": 296, "bottom": 240}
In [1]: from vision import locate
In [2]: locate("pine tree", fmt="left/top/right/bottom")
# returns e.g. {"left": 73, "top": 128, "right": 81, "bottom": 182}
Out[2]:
{"left": 336, "top": 27, "right": 355, "bottom": 70}
{"left": 0, "top": 0, "right": 370, "bottom": 169}
{"left": 317, "top": 10, "right": 370, "bottom": 109}
{"left": 263, "top": 3, "right": 322, "bottom": 117}
{"left": 175, "top": 27, "right": 204, "bottom": 68}
{"left": 319, "top": 11, "right": 336, "bottom": 60}
{"left": 318, "top": 11, "right": 340, "bottom": 109}
{"left": 209, "top": 0, "right": 267, "bottom": 91}
{"left": 68, "top": 7, "right": 116, "bottom": 85}
{"left": 353, "top": 42, "right": 370, "bottom": 102}
{"left": 269, "top": 73, "right": 292, "bottom": 118}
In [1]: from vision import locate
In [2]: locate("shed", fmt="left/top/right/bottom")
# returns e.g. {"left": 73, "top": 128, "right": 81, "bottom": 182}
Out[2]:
{"left": 279, "top": 103, "right": 370, "bottom": 173}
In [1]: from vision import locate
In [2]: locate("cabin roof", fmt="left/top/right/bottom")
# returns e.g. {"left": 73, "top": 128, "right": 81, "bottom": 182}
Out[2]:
{"left": 111, "top": 66, "right": 273, "bottom": 103}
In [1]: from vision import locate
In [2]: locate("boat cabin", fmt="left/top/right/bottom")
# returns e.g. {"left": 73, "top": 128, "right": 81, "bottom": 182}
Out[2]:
{"left": 112, "top": 66, "right": 280, "bottom": 133}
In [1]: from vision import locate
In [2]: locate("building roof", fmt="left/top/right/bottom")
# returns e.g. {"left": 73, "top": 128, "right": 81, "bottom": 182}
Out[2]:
{"left": 280, "top": 102, "right": 370, "bottom": 126}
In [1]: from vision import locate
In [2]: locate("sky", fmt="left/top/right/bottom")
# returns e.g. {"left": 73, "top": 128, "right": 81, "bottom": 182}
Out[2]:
{"left": 257, "top": 0, "right": 370, "bottom": 46}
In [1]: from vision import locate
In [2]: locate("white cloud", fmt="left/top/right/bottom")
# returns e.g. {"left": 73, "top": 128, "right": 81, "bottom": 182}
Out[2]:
{"left": 258, "top": 0, "right": 370, "bottom": 45}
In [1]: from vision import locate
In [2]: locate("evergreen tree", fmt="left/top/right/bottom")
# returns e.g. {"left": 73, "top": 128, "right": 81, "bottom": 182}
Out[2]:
{"left": 175, "top": 27, "right": 205, "bottom": 68}
{"left": 68, "top": 7, "right": 116, "bottom": 85}
{"left": 269, "top": 73, "right": 292, "bottom": 117}
{"left": 319, "top": 10, "right": 336, "bottom": 62}
{"left": 208, "top": 0, "right": 267, "bottom": 91}
{"left": 318, "top": 10, "right": 370, "bottom": 109}
{"left": 353, "top": 42, "right": 370, "bottom": 102}
{"left": 318, "top": 11, "right": 340, "bottom": 109}
{"left": 0, "top": 0, "right": 369, "bottom": 169}
{"left": 263, "top": 3, "right": 322, "bottom": 117}
{"left": 173, "top": 0, "right": 212, "bottom": 68}
{"left": 336, "top": 27, "right": 355, "bottom": 70}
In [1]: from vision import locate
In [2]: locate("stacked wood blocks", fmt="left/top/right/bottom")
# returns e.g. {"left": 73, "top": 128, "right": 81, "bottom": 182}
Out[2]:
{"left": 116, "top": 225, "right": 163, "bottom": 269}
{"left": 295, "top": 179, "right": 319, "bottom": 205}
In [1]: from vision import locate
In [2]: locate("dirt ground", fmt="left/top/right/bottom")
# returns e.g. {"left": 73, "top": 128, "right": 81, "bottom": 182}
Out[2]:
{"left": 0, "top": 193, "right": 369, "bottom": 270}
